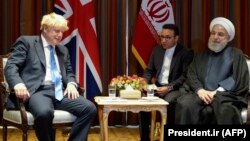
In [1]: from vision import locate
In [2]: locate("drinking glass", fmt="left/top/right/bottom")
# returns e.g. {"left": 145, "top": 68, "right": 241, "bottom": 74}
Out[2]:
{"left": 108, "top": 85, "right": 116, "bottom": 98}
{"left": 147, "top": 85, "right": 154, "bottom": 97}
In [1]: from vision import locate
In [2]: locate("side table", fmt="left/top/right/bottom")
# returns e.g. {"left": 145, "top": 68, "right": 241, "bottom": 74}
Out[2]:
{"left": 94, "top": 96, "right": 168, "bottom": 141}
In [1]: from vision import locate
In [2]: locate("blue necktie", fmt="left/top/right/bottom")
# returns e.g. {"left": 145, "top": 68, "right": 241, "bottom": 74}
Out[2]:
{"left": 49, "top": 45, "right": 63, "bottom": 100}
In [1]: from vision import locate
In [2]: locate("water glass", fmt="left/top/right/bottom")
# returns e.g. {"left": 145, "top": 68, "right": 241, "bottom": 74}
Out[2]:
{"left": 147, "top": 85, "right": 154, "bottom": 97}
{"left": 108, "top": 85, "right": 116, "bottom": 98}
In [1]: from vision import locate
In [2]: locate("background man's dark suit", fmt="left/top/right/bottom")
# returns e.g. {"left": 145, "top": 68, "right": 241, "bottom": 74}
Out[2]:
{"left": 144, "top": 43, "right": 194, "bottom": 90}
{"left": 139, "top": 43, "right": 193, "bottom": 140}
{"left": 143, "top": 43, "right": 193, "bottom": 123}
{"left": 5, "top": 36, "right": 96, "bottom": 141}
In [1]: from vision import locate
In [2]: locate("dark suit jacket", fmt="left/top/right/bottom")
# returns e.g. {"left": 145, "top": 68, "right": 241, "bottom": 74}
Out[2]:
{"left": 143, "top": 43, "right": 193, "bottom": 90}
{"left": 4, "top": 35, "right": 77, "bottom": 96}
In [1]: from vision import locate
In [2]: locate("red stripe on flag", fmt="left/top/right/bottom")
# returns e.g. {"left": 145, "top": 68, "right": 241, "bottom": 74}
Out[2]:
{"left": 78, "top": 48, "right": 84, "bottom": 86}
{"left": 132, "top": 14, "right": 158, "bottom": 69}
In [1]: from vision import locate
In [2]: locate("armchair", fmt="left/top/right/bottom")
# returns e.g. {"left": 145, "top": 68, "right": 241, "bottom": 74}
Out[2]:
{"left": 0, "top": 54, "right": 85, "bottom": 141}
{"left": 243, "top": 55, "right": 250, "bottom": 124}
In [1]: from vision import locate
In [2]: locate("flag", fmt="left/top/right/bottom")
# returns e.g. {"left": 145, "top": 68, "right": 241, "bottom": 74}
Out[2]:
{"left": 132, "top": 0, "right": 175, "bottom": 69}
{"left": 54, "top": 0, "right": 102, "bottom": 100}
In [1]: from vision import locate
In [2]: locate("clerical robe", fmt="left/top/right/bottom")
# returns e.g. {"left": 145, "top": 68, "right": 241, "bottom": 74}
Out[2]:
{"left": 175, "top": 46, "right": 249, "bottom": 124}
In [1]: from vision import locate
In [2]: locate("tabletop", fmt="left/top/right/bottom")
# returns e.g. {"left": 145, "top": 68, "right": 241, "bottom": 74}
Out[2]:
{"left": 94, "top": 96, "right": 169, "bottom": 106}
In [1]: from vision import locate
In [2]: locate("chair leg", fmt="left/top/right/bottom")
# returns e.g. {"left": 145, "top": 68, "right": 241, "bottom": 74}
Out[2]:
{"left": 3, "top": 123, "right": 7, "bottom": 141}
{"left": 22, "top": 134, "right": 28, "bottom": 141}
{"left": 22, "top": 128, "right": 28, "bottom": 141}
{"left": 22, "top": 132, "right": 28, "bottom": 141}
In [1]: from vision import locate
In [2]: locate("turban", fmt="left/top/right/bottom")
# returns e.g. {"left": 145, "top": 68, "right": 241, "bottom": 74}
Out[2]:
{"left": 209, "top": 17, "right": 235, "bottom": 42}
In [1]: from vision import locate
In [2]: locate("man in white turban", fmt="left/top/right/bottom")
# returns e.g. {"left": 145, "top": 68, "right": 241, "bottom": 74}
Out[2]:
{"left": 208, "top": 17, "right": 235, "bottom": 53}
{"left": 175, "top": 17, "right": 249, "bottom": 124}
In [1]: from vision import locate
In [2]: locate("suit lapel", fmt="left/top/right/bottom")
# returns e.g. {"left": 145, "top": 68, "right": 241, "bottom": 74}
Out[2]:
{"left": 169, "top": 44, "right": 181, "bottom": 73}
{"left": 35, "top": 37, "right": 46, "bottom": 69}
{"left": 158, "top": 47, "right": 166, "bottom": 70}
{"left": 55, "top": 46, "right": 65, "bottom": 77}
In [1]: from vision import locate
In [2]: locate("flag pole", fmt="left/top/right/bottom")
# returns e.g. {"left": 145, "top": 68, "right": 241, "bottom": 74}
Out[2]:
{"left": 125, "top": 0, "right": 129, "bottom": 76}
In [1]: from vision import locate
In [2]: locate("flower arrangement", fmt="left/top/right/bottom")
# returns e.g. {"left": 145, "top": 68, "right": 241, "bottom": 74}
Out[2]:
{"left": 109, "top": 74, "right": 147, "bottom": 91}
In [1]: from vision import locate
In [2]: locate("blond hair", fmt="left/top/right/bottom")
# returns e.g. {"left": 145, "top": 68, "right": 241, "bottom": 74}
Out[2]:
{"left": 40, "top": 12, "right": 69, "bottom": 31}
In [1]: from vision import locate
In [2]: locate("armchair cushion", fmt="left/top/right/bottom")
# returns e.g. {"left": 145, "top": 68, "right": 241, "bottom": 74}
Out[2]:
{"left": 53, "top": 110, "right": 77, "bottom": 123}
{"left": 3, "top": 109, "right": 77, "bottom": 125}
{"left": 3, "top": 109, "right": 34, "bottom": 125}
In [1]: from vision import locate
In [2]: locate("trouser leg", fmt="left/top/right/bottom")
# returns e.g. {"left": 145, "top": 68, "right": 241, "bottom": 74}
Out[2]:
{"left": 139, "top": 111, "right": 150, "bottom": 141}
{"left": 56, "top": 96, "right": 97, "bottom": 141}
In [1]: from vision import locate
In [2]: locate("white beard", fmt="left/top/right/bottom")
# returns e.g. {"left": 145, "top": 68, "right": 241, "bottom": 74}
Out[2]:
{"left": 208, "top": 41, "right": 227, "bottom": 53}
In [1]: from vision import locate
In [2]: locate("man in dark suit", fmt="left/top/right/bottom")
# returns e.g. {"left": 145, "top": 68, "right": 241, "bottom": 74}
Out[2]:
{"left": 139, "top": 24, "right": 193, "bottom": 141}
{"left": 4, "top": 13, "right": 96, "bottom": 141}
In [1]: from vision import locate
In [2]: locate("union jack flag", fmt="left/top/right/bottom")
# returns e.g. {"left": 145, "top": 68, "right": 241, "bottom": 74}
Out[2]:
{"left": 54, "top": 0, "right": 102, "bottom": 100}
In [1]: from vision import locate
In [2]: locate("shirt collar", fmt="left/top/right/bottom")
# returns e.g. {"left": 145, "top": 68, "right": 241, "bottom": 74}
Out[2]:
{"left": 41, "top": 34, "right": 52, "bottom": 48}
{"left": 166, "top": 44, "right": 176, "bottom": 52}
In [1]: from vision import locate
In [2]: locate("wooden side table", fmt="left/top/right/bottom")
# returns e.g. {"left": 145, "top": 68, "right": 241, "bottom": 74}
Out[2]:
{"left": 94, "top": 96, "right": 168, "bottom": 141}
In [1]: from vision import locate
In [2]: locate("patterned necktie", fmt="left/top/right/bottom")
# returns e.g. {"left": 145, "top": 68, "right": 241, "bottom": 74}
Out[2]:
{"left": 49, "top": 45, "right": 63, "bottom": 101}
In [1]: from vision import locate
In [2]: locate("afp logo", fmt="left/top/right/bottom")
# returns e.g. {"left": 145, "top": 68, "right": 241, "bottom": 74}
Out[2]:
{"left": 146, "top": 0, "right": 172, "bottom": 23}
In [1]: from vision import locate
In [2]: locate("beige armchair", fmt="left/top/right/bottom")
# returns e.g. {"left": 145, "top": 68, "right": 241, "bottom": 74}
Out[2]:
{"left": 243, "top": 55, "right": 250, "bottom": 124}
{"left": 0, "top": 54, "right": 84, "bottom": 141}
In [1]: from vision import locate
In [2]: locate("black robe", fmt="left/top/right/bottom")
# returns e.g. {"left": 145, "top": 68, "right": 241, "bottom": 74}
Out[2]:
{"left": 175, "top": 46, "right": 249, "bottom": 124}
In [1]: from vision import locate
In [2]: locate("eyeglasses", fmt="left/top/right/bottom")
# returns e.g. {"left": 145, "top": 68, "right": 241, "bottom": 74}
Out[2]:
{"left": 160, "top": 35, "right": 175, "bottom": 40}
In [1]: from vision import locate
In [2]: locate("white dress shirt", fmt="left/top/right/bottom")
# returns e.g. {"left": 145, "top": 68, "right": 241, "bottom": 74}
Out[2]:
{"left": 158, "top": 46, "right": 176, "bottom": 85}
{"left": 41, "top": 35, "right": 62, "bottom": 84}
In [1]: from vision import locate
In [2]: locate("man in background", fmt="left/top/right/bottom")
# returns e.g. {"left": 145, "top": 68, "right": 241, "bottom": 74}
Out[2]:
{"left": 140, "top": 24, "right": 194, "bottom": 141}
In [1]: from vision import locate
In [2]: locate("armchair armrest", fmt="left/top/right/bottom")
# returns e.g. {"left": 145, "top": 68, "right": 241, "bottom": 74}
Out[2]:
{"left": 247, "top": 94, "right": 250, "bottom": 124}
{"left": 18, "top": 97, "right": 29, "bottom": 125}
{"left": 1, "top": 82, "right": 29, "bottom": 125}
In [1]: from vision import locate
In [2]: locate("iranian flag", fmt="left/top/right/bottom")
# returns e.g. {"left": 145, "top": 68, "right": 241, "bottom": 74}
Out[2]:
{"left": 132, "top": 0, "right": 175, "bottom": 69}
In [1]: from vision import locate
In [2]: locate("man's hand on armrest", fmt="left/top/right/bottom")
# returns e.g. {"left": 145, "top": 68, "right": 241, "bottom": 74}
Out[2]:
{"left": 14, "top": 83, "right": 30, "bottom": 100}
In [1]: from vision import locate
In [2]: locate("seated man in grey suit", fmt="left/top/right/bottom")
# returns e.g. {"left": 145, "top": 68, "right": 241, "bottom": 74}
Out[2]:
{"left": 4, "top": 12, "right": 96, "bottom": 141}
{"left": 139, "top": 24, "right": 194, "bottom": 141}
